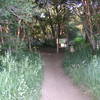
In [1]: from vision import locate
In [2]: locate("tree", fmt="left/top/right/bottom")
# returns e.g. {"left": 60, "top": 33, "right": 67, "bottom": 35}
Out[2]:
{"left": 35, "top": 0, "right": 73, "bottom": 52}
{"left": 81, "top": 0, "right": 100, "bottom": 51}
{"left": 0, "top": 0, "right": 41, "bottom": 51}
{"left": 67, "top": 0, "right": 100, "bottom": 51}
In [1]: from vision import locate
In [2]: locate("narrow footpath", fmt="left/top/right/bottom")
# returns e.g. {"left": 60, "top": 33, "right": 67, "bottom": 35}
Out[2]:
{"left": 41, "top": 50, "right": 92, "bottom": 100}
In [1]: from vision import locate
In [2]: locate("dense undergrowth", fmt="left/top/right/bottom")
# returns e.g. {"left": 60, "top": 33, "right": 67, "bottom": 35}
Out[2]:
{"left": 64, "top": 45, "right": 100, "bottom": 100}
{"left": 0, "top": 51, "right": 43, "bottom": 100}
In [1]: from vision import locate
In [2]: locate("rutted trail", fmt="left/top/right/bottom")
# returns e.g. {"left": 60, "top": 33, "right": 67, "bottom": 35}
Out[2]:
{"left": 41, "top": 51, "right": 92, "bottom": 100}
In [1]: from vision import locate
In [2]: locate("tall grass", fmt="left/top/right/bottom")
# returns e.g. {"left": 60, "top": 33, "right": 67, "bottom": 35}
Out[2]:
{"left": 0, "top": 51, "right": 43, "bottom": 100}
{"left": 64, "top": 46, "right": 100, "bottom": 100}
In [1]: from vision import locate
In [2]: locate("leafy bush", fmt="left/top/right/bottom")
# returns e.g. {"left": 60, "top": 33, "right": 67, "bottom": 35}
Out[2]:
{"left": 0, "top": 51, "right": 43, "bottom": 100}
{"left": 43, "top": 39, "right": 56, "bottom": 48}
{"left": 67, "top": 25, "right": 80, "bottom": 41}
{"left": 74, "top": 36, "right": 85, "bottom": 44}
{"left": 0, "top": 34, "right": 27, "bottom": 54}
{"left": 64, "top": 47, "right": 100, "bottom": 100}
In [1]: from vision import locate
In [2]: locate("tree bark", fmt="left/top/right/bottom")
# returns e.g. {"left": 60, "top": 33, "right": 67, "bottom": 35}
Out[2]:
{"left": 82, "top": 0, "right": 97, "bottom": 50}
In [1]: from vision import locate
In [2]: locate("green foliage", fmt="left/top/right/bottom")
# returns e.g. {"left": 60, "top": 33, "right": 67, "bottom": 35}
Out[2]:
{"left": 64, "top": 46, "right": 100, "bottom": 100}
{"left": 74, "top": 37, "right": 85, "bottom": 43}
{"left": 0, "top": 1, "right": 43, "bottom": 99}
{"left": 0, "top": 34, "right": 27, "bottom": 54}
{"left": 67, "top": 24, "right": 80, "bottom": 41}
{"left": 92, "top": 14, "right": 100, "bottom": 24}
{"left": 0, "top": 0, "right": 39, "bottom": 28}
{"left": 43, "top": 39, "right": 56, "bottom": 48}
{"left": 95, "top": 34, "right": 100, "bottom": 41}
{"left": 0, "top": 51, "right": 43, "bottom": 100}
{"left": 73, "top": 36, "right": 85, "bottom": 47}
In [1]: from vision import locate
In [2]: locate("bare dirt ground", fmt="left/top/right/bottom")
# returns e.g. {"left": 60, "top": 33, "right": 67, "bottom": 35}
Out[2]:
{"left": 41, "top": 49, "right": 92, "bottom": 100}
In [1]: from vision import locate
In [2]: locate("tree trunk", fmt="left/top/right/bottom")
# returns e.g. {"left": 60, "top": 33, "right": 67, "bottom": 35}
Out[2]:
{"left": 46, "top": 8, "right": 55, "bottom": 38}
{"left": 28, "top": 37, "right": 32, "bottom": 52}
{"left": 17, "top": 20, "right": 21, "bottom": 38}
{"left": 55, "top": 6, "right": 61, "bottom": 53}
{"left": 82, "top": 0, "right": 97, "bottom": 50}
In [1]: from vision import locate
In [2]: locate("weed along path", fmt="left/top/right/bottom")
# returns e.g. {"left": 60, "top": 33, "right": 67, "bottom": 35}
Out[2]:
{"left": 41, "top": 51, "right": 92, "bottom": 100}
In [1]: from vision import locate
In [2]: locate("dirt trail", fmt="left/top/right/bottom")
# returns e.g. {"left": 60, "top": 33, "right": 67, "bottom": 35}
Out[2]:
{"left": 41, "top": 51, "right": 92, "bottom": 100}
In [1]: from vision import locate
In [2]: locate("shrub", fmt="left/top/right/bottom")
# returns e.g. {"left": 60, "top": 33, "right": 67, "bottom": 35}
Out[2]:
{"left": 43, "top": 39, "right": 56, "bottom": 48}
{"left": 64, "top": 47, "right": 100, "bottom": 100}
{"left": 0, "top": 51, "right": 43, "bottom": 100}
{"left": 3, "top": 34, "right": 27, "bottom": 52}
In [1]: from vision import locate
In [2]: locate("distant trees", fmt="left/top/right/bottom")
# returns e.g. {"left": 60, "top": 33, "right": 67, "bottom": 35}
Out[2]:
{"left": 0, "top": 0, "right": 100, "bottom": 52}
{"left": 35, "top": 0, "right": 73, "bottom": 52}
{"left": 81, "top": 0, "right": 100, "bottom": 50}
{"left": 0, "top": 0, "right": 40, "bottom": 51}
{"left": 67, "top": 0, "right": 100, "bottom": 51}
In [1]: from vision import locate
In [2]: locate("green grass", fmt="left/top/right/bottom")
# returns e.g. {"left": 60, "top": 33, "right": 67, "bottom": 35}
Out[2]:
{"left": 64, "top": 46, "right": 100, "bottom": 100}
{"left": 0, "top": 51, "right": 43, "bottom": 100}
